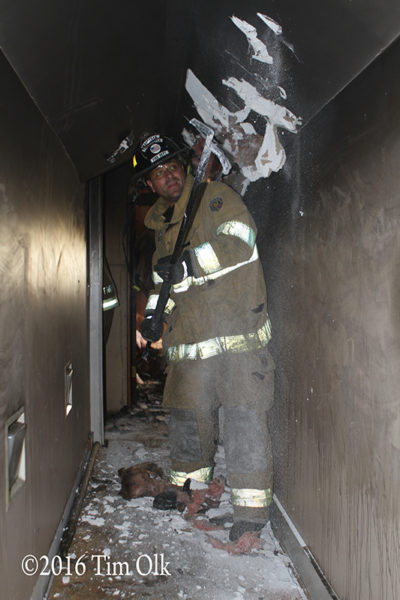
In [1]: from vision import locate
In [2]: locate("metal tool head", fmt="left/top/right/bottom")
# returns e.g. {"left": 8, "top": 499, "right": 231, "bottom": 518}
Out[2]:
{"left": 189, "top": 118, "right": 214, "bottom": 139}
{"left": 189, "top": 118, "right": 231, "bottom": 175}
{"left": 191, "top": 119, "right": 214, "bottom": 180}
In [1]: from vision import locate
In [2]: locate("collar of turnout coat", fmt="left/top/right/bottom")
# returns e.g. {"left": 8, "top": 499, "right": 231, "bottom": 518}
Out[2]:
{"left": 144, "top": 174, "right": 194, "bottom": 230}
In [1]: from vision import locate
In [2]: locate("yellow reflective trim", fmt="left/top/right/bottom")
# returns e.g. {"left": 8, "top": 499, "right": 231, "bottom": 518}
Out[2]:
{"left": 153, "top": 270, "right": 163, "bottom": 285}
{"left": 145, "top": 294, "right": 175, "bottom": 315}
{"left": 165, "top": 298, "right": 176, "bottom": 315}
{"left": 146, "top": 294, "right": 159, "bottom": 311}
{"left": 166, "top": 318, "right": 272, "bottom": 362}
{"left": 231, "top": 488, "right": 272, "bottom": 508}
{"left": 194, "top": 242, "right": 221, "bottom": 274}
{"left": 217, "top": 221, "right": 256, "bottom": 249}
{"left": 103, "top": 298, "right": 119, "bottom": 311}
{"left": 169, "top": 466, "right": 213, "bottom": 486}
{"left": 172, "top": 245, "right": 259, "bottom": 293}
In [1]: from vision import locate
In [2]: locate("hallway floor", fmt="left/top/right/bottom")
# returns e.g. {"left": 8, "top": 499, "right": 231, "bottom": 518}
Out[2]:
{"left": 47, "top": 401, "right": 308, "bottom": 600}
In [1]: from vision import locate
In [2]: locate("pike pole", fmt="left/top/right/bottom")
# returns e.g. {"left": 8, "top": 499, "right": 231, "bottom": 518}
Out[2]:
{"left": 140, "top": 121, "right": 215, "bottom": 352}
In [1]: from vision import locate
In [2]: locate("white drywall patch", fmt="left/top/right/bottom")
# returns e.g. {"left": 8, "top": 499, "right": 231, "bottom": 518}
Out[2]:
{"left": 222, "top": 77, "right": 301, "bottom": 133}
{"left": 231, "top": 16, "right": 273, "bottom": 64}
{"left": 278, "top": 86, "right": 287, "bottom": 100}
{"left": 184, "top": 13, "right": 302, "bottom": 192}
{"left": 185, "top": 69, "right": 234, "bottom": 130}
{"left": 257, "top": 13, "right": 283, "bottom": 35}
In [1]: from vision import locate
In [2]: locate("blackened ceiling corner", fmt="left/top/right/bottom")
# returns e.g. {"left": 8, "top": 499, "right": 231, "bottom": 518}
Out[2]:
{"left": 1, "top": 0, "right": 399, "bottom": 181}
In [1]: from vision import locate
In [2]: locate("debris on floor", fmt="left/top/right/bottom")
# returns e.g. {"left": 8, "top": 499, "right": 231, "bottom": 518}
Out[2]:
{"left": 47, "top": 411, "right": 308, "bottom": 600}
{"left": 118, "top": 462, "right": 168, "bottom": 500}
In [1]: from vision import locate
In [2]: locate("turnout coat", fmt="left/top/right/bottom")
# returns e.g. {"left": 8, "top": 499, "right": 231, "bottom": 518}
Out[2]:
{"left": 144, "top": 174, "right": 272, "bottom": 363}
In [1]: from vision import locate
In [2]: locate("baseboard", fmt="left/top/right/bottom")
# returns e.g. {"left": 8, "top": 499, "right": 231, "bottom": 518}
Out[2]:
{"left": 30, "top": 441, "right": 94, "bottom": 600}
{"left": 271, "top": 494, "right": 340, "bottom": 600}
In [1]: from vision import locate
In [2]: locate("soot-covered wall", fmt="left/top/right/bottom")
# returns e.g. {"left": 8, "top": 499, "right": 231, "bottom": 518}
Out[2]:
{"left": 103, "top": 164, "right": 133, "bottom": 413}
{"left": 0, "top": 53, "right": 90, "bottom": 600}
{"left": 257, "top": 38, "right": 400, "bottom": 600}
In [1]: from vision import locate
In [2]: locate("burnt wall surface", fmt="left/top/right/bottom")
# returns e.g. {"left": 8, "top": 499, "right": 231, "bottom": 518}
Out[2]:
{"left": 103, "top": 164, "right": 133, "bottom": 414}
{"left": 0, "top": 53, "right": 90, "bottom": 600}
{"left": 2, "top": 0, "right": 399, "bottom": 179}
{"left": 257, "top": 37, "right": 400, "bottom": 600}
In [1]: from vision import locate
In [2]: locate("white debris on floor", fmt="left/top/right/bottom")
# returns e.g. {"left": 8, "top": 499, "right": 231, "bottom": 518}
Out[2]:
{"left": 48, "top": 413, "right": 308, "bottom": 600}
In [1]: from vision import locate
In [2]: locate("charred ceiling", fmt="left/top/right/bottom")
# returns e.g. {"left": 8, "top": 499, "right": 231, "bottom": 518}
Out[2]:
{"left": 0, "top": 0, "right": 399, "bottom": 181}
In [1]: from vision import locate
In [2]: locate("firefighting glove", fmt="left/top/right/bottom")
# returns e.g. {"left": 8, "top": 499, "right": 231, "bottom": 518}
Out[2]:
{"left": 154, "top": 250, "right": 194, "bottom": 284}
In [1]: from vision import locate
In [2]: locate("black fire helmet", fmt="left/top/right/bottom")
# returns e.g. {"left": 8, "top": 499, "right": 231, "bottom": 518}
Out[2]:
{"left": 132, "top": 133, "right": 186, "bottom": 178}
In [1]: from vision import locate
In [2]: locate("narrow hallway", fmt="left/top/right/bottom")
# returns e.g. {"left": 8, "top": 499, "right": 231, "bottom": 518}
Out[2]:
{"left": 47, "top": 389, "right": 307, "bottom": 600}
{"left": 2, "top": 5, "right": 400, "bottom": 600}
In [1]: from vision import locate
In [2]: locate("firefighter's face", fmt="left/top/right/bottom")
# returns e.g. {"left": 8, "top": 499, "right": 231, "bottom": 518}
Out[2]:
{"left": 147, "top": 160, "right": 186, "bottom": 204}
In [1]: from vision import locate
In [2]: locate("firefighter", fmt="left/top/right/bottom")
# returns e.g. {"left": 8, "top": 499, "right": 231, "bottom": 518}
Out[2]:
{"left": 134, "top": 133, "right": 275, "bottom": 541}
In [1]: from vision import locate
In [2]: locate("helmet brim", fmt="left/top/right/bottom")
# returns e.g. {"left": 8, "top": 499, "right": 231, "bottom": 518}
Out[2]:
{"left": 132, "top": 146, "right": 187, "bottom": 180}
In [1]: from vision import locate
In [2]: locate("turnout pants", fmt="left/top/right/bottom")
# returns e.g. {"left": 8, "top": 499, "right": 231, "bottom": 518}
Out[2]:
{"left": 163, "top": 349, "right": 275, "bottom": 523}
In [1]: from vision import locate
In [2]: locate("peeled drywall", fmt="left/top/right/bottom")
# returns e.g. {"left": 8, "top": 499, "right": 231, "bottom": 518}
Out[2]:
{"left": 184, "top": 12, "right": 301, "bottom": 194}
